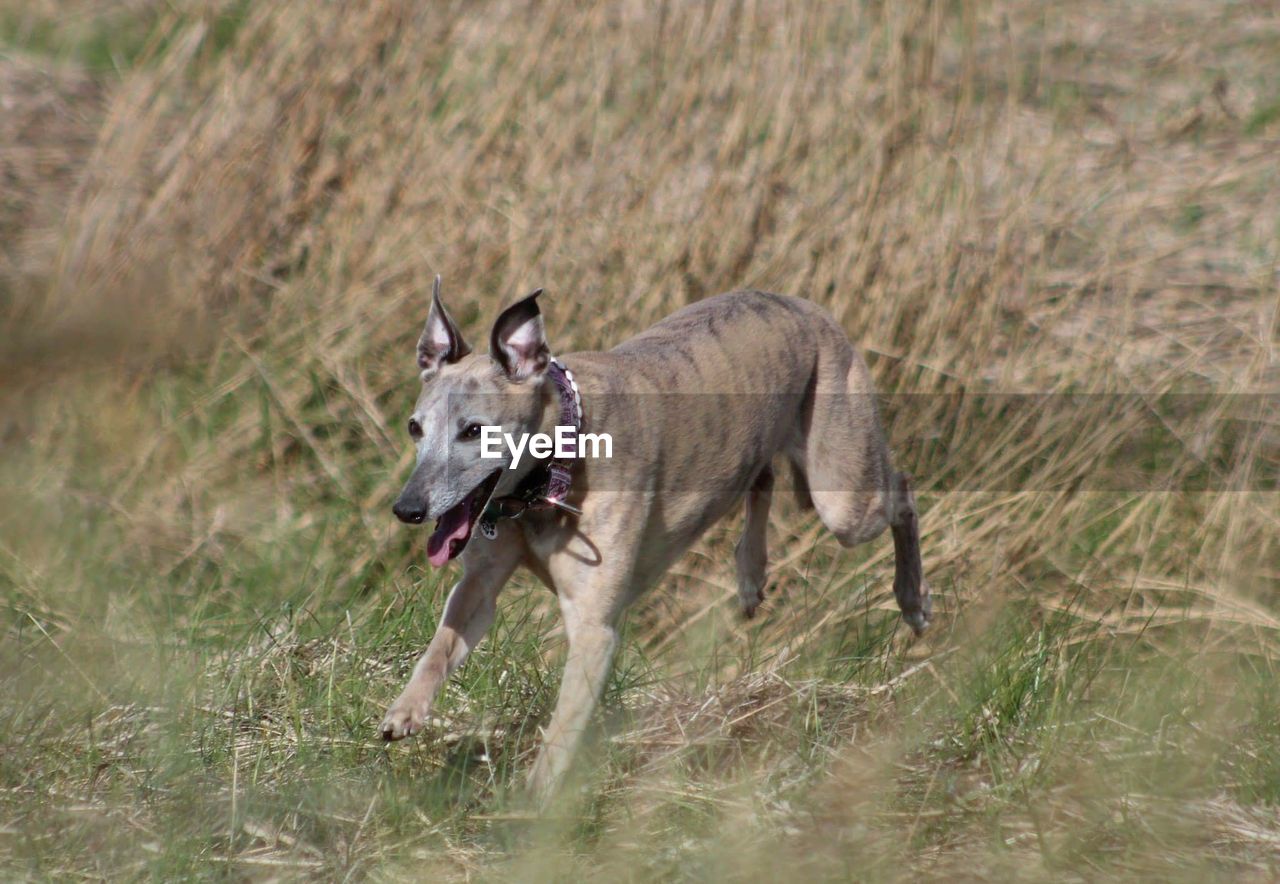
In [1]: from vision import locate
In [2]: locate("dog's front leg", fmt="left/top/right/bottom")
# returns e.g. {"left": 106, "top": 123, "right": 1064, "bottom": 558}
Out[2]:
{"left": 525, "top": 553, "right": 629, "bottom": 802}
{"left": 380, "top": 536, "right": 522, "bottom": 741}
{"left": 527, "top": 613, "right": 618, "bottom": 802}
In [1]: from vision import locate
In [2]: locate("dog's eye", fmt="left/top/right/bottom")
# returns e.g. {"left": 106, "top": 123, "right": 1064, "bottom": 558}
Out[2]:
{"left": 407, "top": 418, "right": 422, "bottom": 440}
{"left": 461, "top": 422, "right": 484, "bottom": 440}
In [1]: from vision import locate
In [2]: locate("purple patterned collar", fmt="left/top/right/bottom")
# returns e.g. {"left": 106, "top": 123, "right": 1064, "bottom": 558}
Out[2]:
{"left": 542, "top": 357, "right": 583, "bottom": 507}
{"left": 477, "top": 357, "right": 583, "bottom": 537}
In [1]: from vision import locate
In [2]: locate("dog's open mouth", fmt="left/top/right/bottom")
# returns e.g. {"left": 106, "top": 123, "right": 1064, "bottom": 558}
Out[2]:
{"left": 425, "top": 470, "right": 501, "bottom": 567}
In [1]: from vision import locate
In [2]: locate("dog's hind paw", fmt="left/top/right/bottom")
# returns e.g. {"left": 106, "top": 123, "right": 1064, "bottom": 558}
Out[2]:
{"left": 901, "top": 609, "right": 930, "bottom": 637}
{"left": 739, "top": 584, "right": 765, "bottom": 619}
{"left": 900, "top": 586, "right": 933, "bottom": 637}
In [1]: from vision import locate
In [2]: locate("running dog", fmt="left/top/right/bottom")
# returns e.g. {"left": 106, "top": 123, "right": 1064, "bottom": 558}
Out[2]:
{"left": 383, "top": 279, "right": 931, "bottom": 799}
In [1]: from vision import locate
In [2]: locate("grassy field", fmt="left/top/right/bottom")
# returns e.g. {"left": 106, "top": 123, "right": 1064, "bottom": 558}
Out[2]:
{"left": 2, "top": 0, "right": 1278, "bottom": 879}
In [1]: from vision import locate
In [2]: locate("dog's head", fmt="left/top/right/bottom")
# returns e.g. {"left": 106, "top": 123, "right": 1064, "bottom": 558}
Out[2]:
{"left": 392, "top": 276, "right": 554, "bottom": 565}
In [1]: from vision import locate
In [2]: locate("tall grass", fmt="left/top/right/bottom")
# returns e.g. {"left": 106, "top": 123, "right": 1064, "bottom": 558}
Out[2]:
{"left": 1, "top": 0, "right": 1277, "bottom": 878}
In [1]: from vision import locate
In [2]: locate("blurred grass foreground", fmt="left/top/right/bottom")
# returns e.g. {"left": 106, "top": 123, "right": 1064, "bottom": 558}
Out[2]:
{"left": 1, "top": 0, "right": 1278, "bottom": 879}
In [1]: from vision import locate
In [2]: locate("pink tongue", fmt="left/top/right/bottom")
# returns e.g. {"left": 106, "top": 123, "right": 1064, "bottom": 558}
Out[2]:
{"left": 426, "top": 500, "right": 472, "bottom": 567}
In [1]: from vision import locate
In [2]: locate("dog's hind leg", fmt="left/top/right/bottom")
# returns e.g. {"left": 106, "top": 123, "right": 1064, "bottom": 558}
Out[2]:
{"left": 796, "top": 339, "right": 931, "bottom": 634}
{"left": 888, "top": 471, "right": 931, "bottom": 635}
{"left": 797, "top": 342, "right": 894, "bottom": 549}
{"left": 735, "top": 466, "right": 773, "bottom": 618}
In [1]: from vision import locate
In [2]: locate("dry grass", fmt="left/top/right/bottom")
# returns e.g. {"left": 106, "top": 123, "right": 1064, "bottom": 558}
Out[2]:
{"left": 1, "top": 0, "right": 1278, "bottom": 879}
{"left": 0, "top": 50, "right": 100, "bottom": 329}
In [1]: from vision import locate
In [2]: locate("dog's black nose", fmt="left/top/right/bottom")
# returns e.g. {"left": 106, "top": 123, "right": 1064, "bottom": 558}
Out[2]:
{"left": 392, "top": 499, "right": 426, "bottom": 524}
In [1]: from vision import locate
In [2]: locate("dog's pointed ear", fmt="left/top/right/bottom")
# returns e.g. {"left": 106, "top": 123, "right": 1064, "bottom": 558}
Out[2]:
{"left": 417, "top": 275, "right": 471, "bottom": 373}
{"left": 489, "top": 289, "right": 549, "bottom": 381}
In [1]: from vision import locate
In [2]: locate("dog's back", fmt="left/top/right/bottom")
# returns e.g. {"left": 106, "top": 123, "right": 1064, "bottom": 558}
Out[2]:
{"left": 602, "top": 290, "right": 841, "bottom": 395}
{"left": 560, "top": 291, "right": 896, "bottom": 592}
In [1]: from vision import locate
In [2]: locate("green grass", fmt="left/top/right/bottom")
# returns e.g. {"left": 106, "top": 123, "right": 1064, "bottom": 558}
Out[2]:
{"left": 1244, "top": 99, "right": 1280, "bottom": 136}
{"left": 0, "top": 1, "right": 250, "bottom": 73}
{"left": 2, "top": 463, "right": 1276, "bottom": 878}
{"left": 0, "top": 10, "right": 151, "bottom": 72}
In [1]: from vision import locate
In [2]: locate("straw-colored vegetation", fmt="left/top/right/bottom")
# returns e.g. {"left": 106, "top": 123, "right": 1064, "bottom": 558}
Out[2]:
{"left": 2, "top": 0, "right": 1277, "bottom": 878}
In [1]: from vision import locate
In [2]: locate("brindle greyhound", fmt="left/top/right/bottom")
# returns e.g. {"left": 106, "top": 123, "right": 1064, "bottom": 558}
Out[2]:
{"left": 383, "top": 279, "right": 931, "bottom": 800}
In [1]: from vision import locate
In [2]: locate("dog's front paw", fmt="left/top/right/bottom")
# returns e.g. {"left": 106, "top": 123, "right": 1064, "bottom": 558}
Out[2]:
{"left": 380, "top": 700, "right": 429, "bottom": 741}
